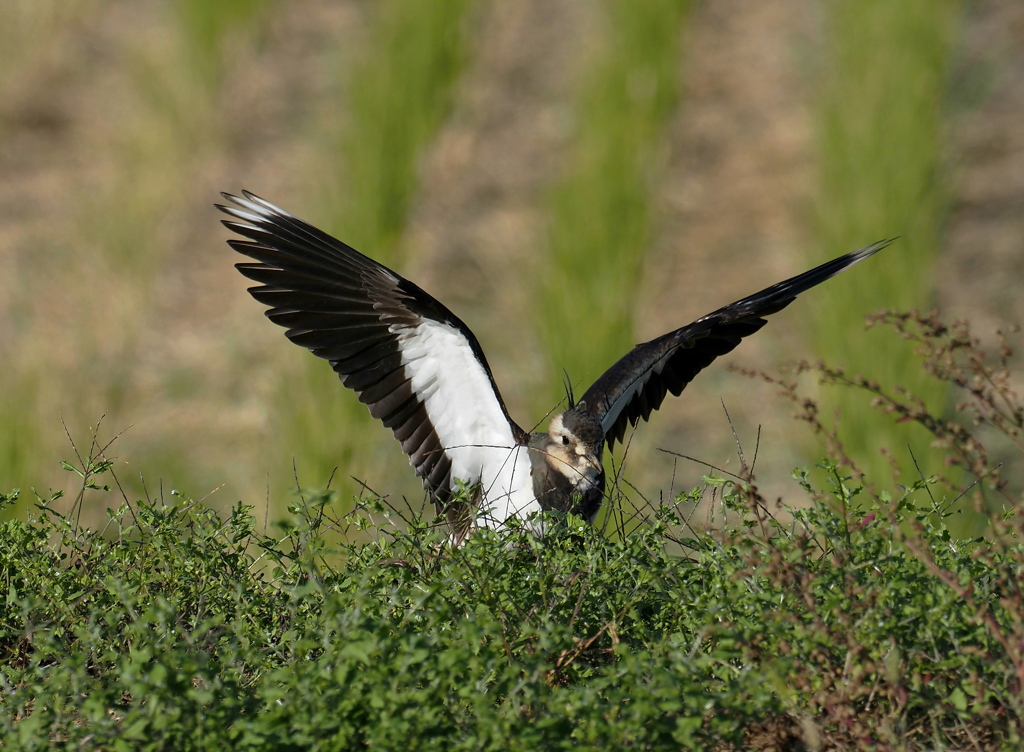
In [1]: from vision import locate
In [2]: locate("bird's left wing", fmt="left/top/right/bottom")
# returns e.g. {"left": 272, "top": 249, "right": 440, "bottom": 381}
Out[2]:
{"left": 579, "top": 240, "right": 893, "bottom": 447}
{"left": 217, "top": 191, "right": 528, "bottom": 509}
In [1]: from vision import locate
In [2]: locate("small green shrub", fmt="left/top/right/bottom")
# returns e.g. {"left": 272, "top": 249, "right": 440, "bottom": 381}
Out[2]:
{"left": 3, "top": 448, "right": 1022, "bottom": 749}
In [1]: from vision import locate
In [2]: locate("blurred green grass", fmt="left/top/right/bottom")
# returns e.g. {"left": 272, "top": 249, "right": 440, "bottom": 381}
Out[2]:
{"left": 275, "top": 0, "right": 478, "bottom": 511}
{"left": 0, "top": 1, "right": 997, "bottom": 532}
{"left": 0, "top": 0, "right": 273, "bottom": 514}
{"left": 173, "top": 0, "right": 276, "bottom": 90}
{"left": 536, "top": 0, "right": 692, "bottom": 412}
{"left": 812, "top": 0, "right": 966, "bottom": 509}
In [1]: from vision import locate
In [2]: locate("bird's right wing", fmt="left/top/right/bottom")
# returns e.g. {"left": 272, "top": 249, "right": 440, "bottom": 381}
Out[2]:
{"left": 579, "top": 241, "right": 893, "bottom": 447}
{"left": 217, "top": 191, "right": 529, "bottom": 509}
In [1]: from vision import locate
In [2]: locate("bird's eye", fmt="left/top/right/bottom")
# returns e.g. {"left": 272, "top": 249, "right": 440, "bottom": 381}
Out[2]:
{"left": 559, "top": 435, "right": 569, "bottom": 446}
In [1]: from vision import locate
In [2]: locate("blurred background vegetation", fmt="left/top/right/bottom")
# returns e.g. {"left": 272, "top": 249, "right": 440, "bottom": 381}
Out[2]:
{"left": 1, "top": 0, "right": 1021, "bottom": 530}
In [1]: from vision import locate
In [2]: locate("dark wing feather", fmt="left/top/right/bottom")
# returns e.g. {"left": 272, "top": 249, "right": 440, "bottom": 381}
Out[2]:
{"left": 580, "top": 240, "right": 893, "bottom": 447}
{"left": 217, "top": 191, "right": 526, "bottom": 506}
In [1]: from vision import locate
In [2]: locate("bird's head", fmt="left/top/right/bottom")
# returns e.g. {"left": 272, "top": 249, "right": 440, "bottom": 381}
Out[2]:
{"left": 543, "top": 404, "right": 605, "bottom": 491}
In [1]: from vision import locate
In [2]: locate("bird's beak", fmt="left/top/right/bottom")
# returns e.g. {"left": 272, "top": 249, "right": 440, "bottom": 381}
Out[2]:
{"left": 576, "top": 454, "right": 602, "bottom": 489}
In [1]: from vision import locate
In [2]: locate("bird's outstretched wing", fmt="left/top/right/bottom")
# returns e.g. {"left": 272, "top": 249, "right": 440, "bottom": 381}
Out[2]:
{"left": 217, "top": 191, "right": 528, "bottom": 508}
{"left": 579, "top": 240, "right": 893, "bottom": 447}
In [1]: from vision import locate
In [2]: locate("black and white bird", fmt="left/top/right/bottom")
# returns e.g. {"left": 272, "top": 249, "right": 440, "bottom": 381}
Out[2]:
{"left": 218, "top": 191, "right": 888, "bottom": 538}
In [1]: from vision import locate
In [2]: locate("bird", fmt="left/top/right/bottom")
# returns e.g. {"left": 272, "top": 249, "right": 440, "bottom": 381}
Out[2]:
{"left": 218, "top": 190, "right": 889, "bottom": 539}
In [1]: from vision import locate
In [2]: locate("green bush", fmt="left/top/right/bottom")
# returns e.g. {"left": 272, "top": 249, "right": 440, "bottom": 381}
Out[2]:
{"left": 5, "top": 311, "right": 1024, "bottom": 749}
{"left": 3, "top": 454, "right": 1022, "bottom": 750}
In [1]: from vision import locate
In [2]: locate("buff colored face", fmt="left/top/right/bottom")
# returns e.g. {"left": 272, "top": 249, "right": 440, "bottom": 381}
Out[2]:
{"left": 544, "top": 413, "right": 602, "bottom": 491}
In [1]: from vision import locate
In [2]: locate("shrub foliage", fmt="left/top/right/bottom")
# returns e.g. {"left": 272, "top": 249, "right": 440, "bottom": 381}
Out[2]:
{"left": 4, "top": 311, "right": 1024, "bottom": 750}
{"left": 2, "top": 464, "right": 1023, "bottom": 750}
